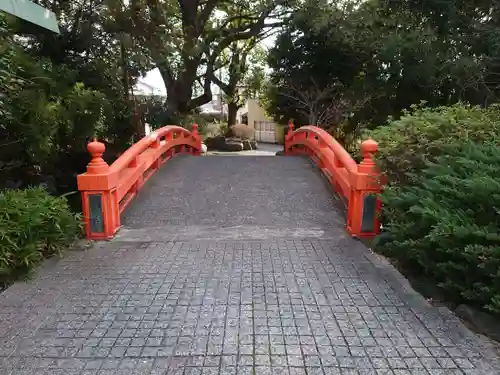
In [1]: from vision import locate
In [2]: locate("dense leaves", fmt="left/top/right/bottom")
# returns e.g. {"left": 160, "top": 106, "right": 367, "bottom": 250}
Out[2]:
{"left": 265, "top": 0, "right": 364, "bottom": 128}
{"left": 380, "top": 142, "right": 500, "bottom": 313}
{"left": 0, "top": 16, "right": 113, "bottom": 191}
{"left": 1, "top": 0, "right": 286, "bottom": 191}
{"left": 0, "top": 187, "right": 81, "bottom": 284}
{"left": 265, "top": 0, "right": 500, "bottom": 137}
{"left": 366, "top": 103, "right": 500, "bottom": 184}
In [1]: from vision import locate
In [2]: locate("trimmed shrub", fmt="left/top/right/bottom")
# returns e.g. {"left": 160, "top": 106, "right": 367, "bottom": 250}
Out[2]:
{"left": 380, "top": 142, "right": 500, "bottom": 313}
{"left": 230, "top": 124, "right": 255, "bottom": 140}
{"left": 366, "top": 103, "right": 500, "bottom": 185}
{"left": 0, "top": 187, "right": 81, "bottom": 283}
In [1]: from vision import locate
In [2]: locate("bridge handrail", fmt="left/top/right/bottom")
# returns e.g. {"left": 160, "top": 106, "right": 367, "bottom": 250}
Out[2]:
{"left": 284, "top": 122, "right": 382, "bottom": 238}
{"left": 77, "top": 124, "right": 202, "bottom": 240}
{"left": 287, "top": 125, "right": 358, "bottom": 173}
{"left": 109, "top": 125, "right": 195, "bottom": 174}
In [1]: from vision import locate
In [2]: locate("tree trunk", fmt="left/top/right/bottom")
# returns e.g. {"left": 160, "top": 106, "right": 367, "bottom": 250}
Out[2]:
{"left": 228, "top": 101, "right": 239, "bottom": 127}
{"left": 165, "top": 93, "right": 181, "bottom": 123}
{"left": 164, "top": 76, "right": 212, "bottom": 122}
{"left": 165, "top": 82, "right": 191, "bottom": 122}
{"left": 308, "top": 112, "right": 318, "bottom": 125}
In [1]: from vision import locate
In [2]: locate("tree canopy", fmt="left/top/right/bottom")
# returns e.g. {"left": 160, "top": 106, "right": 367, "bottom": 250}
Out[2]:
{"left": 4, "top": 0, "right": 500, "bottom": 193}
{"left": 0, "top": 0, "right": 287, "bottom": 192}
{"left": 265, "top": 0, "right": 500, "bottom": 143}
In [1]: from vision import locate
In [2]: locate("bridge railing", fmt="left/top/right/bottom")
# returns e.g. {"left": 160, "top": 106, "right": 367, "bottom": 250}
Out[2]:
{"left": 285, "top": 122, "right": 382, "bottom": 238}
{"left": 77, "top": 124, "right": 202, "bottom": 239}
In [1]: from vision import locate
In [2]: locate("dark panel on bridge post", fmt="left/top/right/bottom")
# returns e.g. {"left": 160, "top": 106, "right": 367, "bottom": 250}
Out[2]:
{"left": 88, "top": 194, "right": 104, "bottom": 234}
{"left": 361, "top": 194, "right": 377, "bottom": 234}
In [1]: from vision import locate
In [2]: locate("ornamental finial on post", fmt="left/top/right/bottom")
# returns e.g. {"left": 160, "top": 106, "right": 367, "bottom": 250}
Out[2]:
{"left": 287, "top": 119, "right": 294, "bottom": 135}
{"left": 191, "top": 123, "right": 199, "bottom": 136}
{"left": 86, "top": 138, "right": 109, "bottom": 174}
{"left": 358, "top": 138, "right": 378, "bottom": 173}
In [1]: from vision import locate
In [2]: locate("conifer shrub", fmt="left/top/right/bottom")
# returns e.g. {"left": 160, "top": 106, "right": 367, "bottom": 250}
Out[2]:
{"left": 380, "top": 142, "right": 500, "bottom": 313}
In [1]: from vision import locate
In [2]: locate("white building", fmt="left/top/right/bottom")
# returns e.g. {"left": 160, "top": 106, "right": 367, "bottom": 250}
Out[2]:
{"left": 199, "top": 91, "right": 227, "bottom": 117}
{"left": 133, "top": 80, "right": 166, "bottom": 97}
{"left": 133, "top": 69, "right": 226, "bottom": 118}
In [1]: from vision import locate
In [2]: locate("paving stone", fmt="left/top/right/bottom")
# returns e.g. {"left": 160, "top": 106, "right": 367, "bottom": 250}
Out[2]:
{"left": 0, "top": 155, "right": 499, "bottom": 375}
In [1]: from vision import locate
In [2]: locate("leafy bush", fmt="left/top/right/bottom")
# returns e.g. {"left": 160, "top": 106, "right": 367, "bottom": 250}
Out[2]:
{"left": 0, "top": 20, "right": 112, "bottom": 189}
{"left": 366, "top": 103, "right": 500, "bottom": 185}
{"left": 199, "top": 121, "right": 228, "bottom": 140}
{"left": 380, "top": 142, "right": 500, "bottom": 313}
{"left": 230, "top": 123, "right": 255, "bottom": 139}
{"left": 0, "top": 187, "right": 81, "bottom": 283}
{"left": 217, "top": 121, "right": 229, "bottom": 137}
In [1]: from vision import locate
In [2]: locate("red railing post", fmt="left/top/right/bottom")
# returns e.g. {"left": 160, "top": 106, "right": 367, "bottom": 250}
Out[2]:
{"left": 347, "top": 138, "right": 382, "bottom": 238}
{"left": 151, "top": 136, "right": 161, "bottom": 169}
{"left": 179, "top": 132, "right": 186, "bottom": 153}
{"left": 77, "top": 139, "right": 120, "bottom": 240}
{"left": 316, "top": 139, "right": 326, "bottom": 168}
{"left": 129, "top": 156, "right": 142, "bottom": 193}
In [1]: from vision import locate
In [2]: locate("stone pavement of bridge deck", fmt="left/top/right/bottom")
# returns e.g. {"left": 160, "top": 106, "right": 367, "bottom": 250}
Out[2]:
{"left": 0, "top": 155, "right": 499, "bottom": 375}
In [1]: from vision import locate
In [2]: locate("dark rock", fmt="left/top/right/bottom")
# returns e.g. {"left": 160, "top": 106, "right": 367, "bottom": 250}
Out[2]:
{"left": 204, "top": 136, "right": 226, "bottom": 150}
{"left": 455, "top": 304, "right": 500, "bottom": 342}
{"left": 276, "top": 150, "right": 285, "bottom": 156}
{"left": 242, "top": 140, "right": 251, "bottom": 151}
{"left": 205, "top": 136, "right": 246, "bottom": 152}
{"left": 223, "top": 141, "right": 244, "bottom": 152}
{"left": 242, "top": 140, "right": 257, "bottom": 150}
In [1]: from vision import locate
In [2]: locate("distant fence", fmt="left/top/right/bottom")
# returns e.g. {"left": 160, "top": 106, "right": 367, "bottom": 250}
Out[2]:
{"left": 255, "top": 120, "right": 277, "bottom": 143}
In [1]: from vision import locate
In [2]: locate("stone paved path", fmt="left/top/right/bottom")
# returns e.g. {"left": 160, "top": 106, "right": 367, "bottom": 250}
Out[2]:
{"left": 1, "top": 155, "right": 499, "bottom": 375}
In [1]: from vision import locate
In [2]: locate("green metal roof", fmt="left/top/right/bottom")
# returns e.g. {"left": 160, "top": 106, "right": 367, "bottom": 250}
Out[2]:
{"left": 0, "top": 0, "right": 60, "bottom": 33}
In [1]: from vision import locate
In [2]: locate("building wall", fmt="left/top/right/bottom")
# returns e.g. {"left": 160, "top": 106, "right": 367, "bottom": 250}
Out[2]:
{"left": 248, "top": 99, "right": 270, "bottom": 129}
{"left": 237, "top": 99, "right": 273, "bottom": 129}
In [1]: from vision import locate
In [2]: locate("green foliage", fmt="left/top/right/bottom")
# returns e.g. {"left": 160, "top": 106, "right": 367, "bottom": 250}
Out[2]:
{"left": 380, "top": 142, "right": 500, "bottom": 313}
{"left": 0, "top": 42, "right": 111, "bottom": 187}
{"left": 139, "top": 96, "right": 170, "bottom": 129}
{"left": 108, "top": 0, "right": 285, "bottom": 116}
{"left": 179, "top": 112, "right": 214, "bottom": 137}
{"left": 0, "top": 13, "right": 135, "bottom": 191}
{"left": 265, "top": 0, "right": 500, "bottom": 134}
{"left": 366, "top": 103, "right": 500, "bottom": 184}
{"left": 0, "top": 187, "right": 81, "bottom": 284}
{"left": 265, "top": 0, "right": 364, "bottom": 129}
{"left": 216, "top": 121, "right": 229, "bottom": 137}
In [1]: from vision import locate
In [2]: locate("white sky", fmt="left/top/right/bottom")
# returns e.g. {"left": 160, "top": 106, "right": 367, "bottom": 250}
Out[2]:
{"left": 137, "top": 34, "right": 277, "bottom": 96}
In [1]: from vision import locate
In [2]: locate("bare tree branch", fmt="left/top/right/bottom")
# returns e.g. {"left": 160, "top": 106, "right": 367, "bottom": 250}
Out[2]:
{"left": 278, "top": 78, "right": 376, "bottom": 127}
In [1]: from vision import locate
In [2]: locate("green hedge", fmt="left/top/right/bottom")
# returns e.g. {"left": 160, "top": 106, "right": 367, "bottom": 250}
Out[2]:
{"left": 0, "top": 187, "right": 81, "bottom": 283}
{"left": 379, "top": 141, "right": 500, "bottom": 313}
{"left": 368, "top": 103, "right": 500, "bottom": 314}
{"left": 367, "top": 103, "right": 500, "bottom": 185}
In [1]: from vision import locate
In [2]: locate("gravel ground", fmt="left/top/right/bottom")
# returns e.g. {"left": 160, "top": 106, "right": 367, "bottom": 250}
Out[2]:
{"left": 121, "top": 155, "right": 345, "bottom": 231}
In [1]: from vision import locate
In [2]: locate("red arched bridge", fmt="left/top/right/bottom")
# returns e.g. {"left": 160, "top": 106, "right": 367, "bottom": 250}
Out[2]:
{"left": 77, "top": 123, "right": 382, "bottom": 240}
{"left": 0, "top": 124, "right": 498, "bottom": 375}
